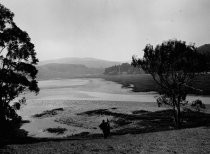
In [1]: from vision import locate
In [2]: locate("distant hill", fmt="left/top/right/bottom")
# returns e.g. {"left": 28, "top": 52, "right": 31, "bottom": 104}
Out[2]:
{"left": 37, "top": 63, "right": 104, "bottom": 80}
{"left": 39, "top": 57, "right": 121, "bottom": 68}
{"left": 197, "top": 44, "right": 210, "bottom": 70}
{"left": 197, "top": 44, "right": 210, "bottom": 56}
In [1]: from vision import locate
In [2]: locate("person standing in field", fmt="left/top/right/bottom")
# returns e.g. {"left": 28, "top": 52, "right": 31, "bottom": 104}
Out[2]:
{"left": 99, "top": 119, "right": 110, "bottom": 138}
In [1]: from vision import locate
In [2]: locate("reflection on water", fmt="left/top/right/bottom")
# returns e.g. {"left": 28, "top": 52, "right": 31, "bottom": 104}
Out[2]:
{"left": 19, "top": 78, "right": 210, "bottom": 138}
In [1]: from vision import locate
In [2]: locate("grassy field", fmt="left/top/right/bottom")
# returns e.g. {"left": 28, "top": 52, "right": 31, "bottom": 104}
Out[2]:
{"left": 102, "top": 74, "right": 210, "bottom": 95}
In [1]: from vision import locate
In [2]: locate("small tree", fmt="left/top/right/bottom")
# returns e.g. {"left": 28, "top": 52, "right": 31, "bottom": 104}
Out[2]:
{"left": 132, "top": 39, "right": 207, "bottom": 128}
{"left": 191, "top": 99, "right": 206, "bottom": 112}
{"left": 0, "top": 4, "right": 39, "bottom": 127}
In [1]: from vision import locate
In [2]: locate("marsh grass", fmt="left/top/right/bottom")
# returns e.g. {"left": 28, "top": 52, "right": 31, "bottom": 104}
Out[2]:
{"left": 78, "top": 108, "right": 210, "bottom": 135}
{"left": 45, "top": 127, "right": 67, "bottom": 135}
{"left": 102, "top": 74, "right": 210, "bottom": 95}
{"left": 32, "top": 108, "right": 64, "bottom": 118}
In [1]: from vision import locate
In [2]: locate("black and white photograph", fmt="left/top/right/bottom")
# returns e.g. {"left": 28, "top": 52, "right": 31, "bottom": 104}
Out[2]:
{"left": 0, "top": 0, "right": 210, "bottom": 153}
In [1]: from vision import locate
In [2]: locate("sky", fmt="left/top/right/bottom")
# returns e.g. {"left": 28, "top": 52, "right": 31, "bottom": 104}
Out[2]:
{"left": 1, "top": 0, "right": 210, "bottom": 61}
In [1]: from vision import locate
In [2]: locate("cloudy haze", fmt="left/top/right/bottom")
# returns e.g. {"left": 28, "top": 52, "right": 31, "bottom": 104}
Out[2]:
{"left": 1, "top": 0, "right": 210, "bottom": 61}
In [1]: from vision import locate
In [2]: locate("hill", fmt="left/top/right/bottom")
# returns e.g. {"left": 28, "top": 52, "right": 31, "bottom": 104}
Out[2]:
{"left": 37, "top": 63, "right": 104, "bottom": 80}
{"left": 197, "top": 44, "right": 210, "bottom": 55}
{"left": 197, "top": 44, "right": 210, "bottom": 70}
{"left": 39, "top": 57, "right": 121, "bottom": 68}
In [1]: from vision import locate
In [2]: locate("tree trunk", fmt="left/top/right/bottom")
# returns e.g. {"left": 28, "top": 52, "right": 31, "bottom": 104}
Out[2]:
{"left": 172, "top": 96, "right": 178, "bottom": 127}
{"left": 176, "top": 107, "right": 181, "bottom": 128}
{"left": 176, "top": 97, "right": 181, "bottom": 129}
{"left": 0, "top": 101, "right": 7, "bottom": 123}
{"left": 173, "top": 106, "right": 177, "bottom": 126}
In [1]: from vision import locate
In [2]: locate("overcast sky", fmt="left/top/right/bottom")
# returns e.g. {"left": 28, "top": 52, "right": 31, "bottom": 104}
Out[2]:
{"left": 1, "top": 0, "right": 210, "bottom": 61}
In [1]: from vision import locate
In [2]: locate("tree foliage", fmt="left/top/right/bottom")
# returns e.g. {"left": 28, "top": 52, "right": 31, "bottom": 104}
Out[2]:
{"left": 104, "top": 63, "right": 144, "bottom": 75}
{"left": 132, "top": 39, "right": 207, "bottom": 127}
{"left": 191, "top": 99, "right": 206, "bottom": 112}
{"left": 0, "top": 3, "right": 39, "bottom": 125}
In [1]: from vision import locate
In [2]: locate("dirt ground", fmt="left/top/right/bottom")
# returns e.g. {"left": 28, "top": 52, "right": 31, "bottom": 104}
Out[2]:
{"left": 1, "top": 127, "right": 210, "bottom": 154}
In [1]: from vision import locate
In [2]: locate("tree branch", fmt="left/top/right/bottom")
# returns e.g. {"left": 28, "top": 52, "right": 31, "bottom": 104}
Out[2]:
{"left": 0, "top": 46, "right": 6, "bottom": 54}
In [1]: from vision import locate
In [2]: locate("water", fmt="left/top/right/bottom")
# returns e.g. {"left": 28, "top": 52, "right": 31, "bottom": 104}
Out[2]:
{"left": 18, "top": 78, "right": 210, "bottom": 138}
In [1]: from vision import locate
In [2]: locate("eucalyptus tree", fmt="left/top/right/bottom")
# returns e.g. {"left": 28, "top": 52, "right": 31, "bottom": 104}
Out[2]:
{"left": 0, "top": 3, "right": 39, "bottom": 125}
{"left": 132, "top": 39, "right": 207, "bottom": 128}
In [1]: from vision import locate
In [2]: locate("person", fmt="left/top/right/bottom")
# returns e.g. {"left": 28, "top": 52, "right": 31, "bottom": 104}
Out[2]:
{"left": 99, "top": 119, "right": 110, "bottom": 138}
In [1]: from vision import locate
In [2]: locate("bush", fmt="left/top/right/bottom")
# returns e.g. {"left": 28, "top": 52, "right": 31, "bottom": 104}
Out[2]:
{"left": 191, "top": 99, "right": 206, "bottom": 112}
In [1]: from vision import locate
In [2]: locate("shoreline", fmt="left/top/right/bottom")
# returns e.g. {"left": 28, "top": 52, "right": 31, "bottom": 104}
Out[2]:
{"left": 38, "top": 74, "right": 210, "bottom": 96}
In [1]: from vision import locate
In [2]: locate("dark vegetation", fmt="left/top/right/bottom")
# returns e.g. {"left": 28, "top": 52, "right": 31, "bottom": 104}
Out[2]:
{"left": 78, "top": 107, "right": 210, "bottom": 135}
{"left": 192, "top": 74, "right": 210, "bottom": 95}
{"left": 32, "top": 108, "right": 64, "bottom": 118}
{"left": 132, "top": 39, "right": 209, "bottom": 128}
{"left": 132, "top": 110, "right": 150, "bottom": 114}
{"left": 104, "top": 63, "right": 144, "bottom": 75}
{"left": 0, "top": 3, "right": 39, "bottom": 137}
{"left": 45, "top": 127, "right": 67, "bottom": 135}
{"left": 103, "top": 74, "right": 159, "bottom": 92}
{"left": 102, "top": 74, "right": 210, "bottom": 95}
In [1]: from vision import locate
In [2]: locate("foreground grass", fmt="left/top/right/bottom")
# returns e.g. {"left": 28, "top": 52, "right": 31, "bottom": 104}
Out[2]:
{"left": 102, "top": 74, "right": 210, "bottom": 95}
{"left": 1, "top": 127, "right": 210, "bottom": 154}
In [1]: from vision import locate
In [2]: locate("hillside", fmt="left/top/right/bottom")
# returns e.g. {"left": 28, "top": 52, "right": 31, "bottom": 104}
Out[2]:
{"left": 37, "top": 63, "right": 104, "bottom": 80}
{"left": 39, "top": 57, "right": 121, "bottom": 68}
{"left": 197, "top": 44, "right": 210, "bottom": 55}
{"left": 198, "top": 44, "right": 210, "bottom": 70}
